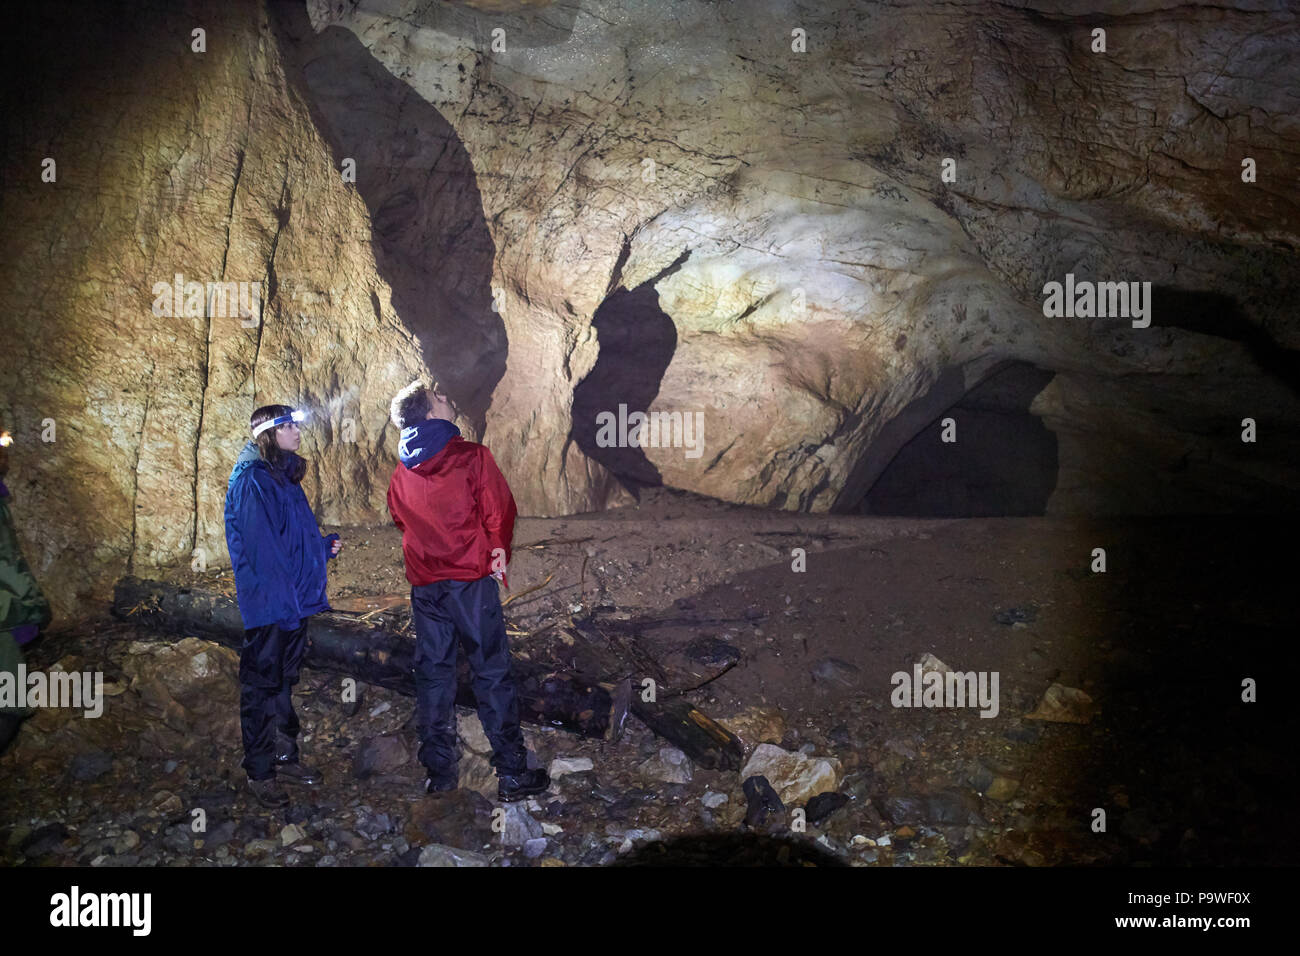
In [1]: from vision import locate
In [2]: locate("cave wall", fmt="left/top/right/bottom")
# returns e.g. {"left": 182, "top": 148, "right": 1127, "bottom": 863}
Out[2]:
{"left": 1, "top": 0, "right": 1298, "bottom": 619}
{"left": 307, "top": 0, "right": 1300, "bottom": 514}
{"left": 0, "top": 0, "right": 432, "bottom": 617}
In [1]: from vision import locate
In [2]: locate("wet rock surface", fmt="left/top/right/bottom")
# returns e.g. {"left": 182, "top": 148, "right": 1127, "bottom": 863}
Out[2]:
{"left": 2, "top": 508, "right": 1293, "bottom": 866}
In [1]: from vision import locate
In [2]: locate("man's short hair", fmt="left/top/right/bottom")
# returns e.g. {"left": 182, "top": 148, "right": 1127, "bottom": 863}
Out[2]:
{"left": 391, "top": 380, "right": 433, "bottom": 429}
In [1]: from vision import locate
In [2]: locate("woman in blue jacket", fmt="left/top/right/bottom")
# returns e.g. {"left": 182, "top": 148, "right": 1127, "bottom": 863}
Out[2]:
{"left": 224, "top": 404, "right": 342, "bottom": 807}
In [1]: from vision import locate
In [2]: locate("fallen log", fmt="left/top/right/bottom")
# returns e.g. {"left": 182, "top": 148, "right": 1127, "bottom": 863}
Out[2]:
{"left": 633, "top": 697, "right": 746, "bottom": 772}
{"left": 111, "top": 577, "right": 743, "bottom": 769}
{"left": 112, "top": 577, "right": 613, "bottom": 739}
{"left": 524, "top": 618, "right": 740, "bottom": 700}
{"left": 532, "top": 620, "right": 744, "bottom": 771}
{"left": 328, "top": 593, "right": 408, "bottom": 615}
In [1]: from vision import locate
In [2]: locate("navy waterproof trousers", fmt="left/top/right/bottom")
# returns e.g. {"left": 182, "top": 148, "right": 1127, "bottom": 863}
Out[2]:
{"left": 411, "top": 575, "right": 527, "bottom": 781}
{"left": 239, "top": 618, "right": 309, "bottom": 780}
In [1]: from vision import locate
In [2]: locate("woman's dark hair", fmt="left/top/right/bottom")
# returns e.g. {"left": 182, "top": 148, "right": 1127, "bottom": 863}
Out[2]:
{"left": 250, "top": 404, "right": 306, "bottom": 483}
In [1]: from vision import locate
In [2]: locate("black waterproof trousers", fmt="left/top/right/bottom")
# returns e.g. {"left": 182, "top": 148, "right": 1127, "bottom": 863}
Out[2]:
{"left": 239, "top": 617, "right": 310, "bottom": 780}
{"left": 411, "top": 575, "right": 527, "bottom": 782}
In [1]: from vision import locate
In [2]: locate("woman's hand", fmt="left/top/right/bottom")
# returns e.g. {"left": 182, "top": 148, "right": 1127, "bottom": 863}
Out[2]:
{"left": 331, "top": 537, "right": 343, "bottom": 556}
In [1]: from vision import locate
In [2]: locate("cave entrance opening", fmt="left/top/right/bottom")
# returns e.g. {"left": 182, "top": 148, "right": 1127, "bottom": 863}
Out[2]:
{"left": 852, "top": 361, "right": 1059, "bottom": 517}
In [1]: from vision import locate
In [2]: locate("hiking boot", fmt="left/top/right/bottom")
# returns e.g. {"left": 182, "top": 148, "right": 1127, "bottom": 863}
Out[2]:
{"left": 248, "top": 775, "right": 290, "bottom": 808}
{"left": 497, "top": 767, "right": 550, "bottom": 803}
{"left": 425, "top": 775, "right": 457, "bottom": 795}
{"left": 275, "top": 760, "right": 321, "bottom": 786}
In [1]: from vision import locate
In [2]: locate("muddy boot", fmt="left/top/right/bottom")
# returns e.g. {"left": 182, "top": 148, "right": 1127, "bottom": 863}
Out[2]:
{"left": 497, "top": 767, "right": 550, "bottom": 803}
{"left": 248, "top": 775, "right": 290, "bottom": 808}
{"left": 425, "top": 774, "right": 457, "bottom": 795}
{"left": 275, "top": 730, "right": 321, "bottom": 785}
{"left": 276, "top": 760, "right": 321, "bottom": 785}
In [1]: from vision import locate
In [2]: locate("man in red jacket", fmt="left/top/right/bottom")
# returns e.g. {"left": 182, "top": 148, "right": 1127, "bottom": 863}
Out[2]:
{"left": 386, "top": 381, "right": 549, "bottom": 803}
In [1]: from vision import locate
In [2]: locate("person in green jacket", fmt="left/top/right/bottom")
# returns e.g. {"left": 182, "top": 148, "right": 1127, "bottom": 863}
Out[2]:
{"left": 0, "top": 427, "right": 52, "bottom": 753}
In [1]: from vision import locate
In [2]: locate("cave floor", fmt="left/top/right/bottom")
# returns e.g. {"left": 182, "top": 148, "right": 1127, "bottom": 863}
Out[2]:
{"left": 3, "top": 489, "right": 1294, "bottom": 866}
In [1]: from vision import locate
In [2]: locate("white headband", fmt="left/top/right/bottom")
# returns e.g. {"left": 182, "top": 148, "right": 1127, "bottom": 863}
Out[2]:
{"left": 252, "top": 409, "right": 306, "bottom": 438}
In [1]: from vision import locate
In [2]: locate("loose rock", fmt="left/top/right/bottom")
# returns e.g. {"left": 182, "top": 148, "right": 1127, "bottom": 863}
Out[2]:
{"left": 548, "top": 756, "right": 594, "bottom": 777}
{"left": 740, "top": 743, "right": 842, "bottom": 806}
{"left": 1025, "top": 684, "right": 1095, "bottom": 724}
{"left": 418, "top": 844, "right": 490, "bottom": 867}
{"left": 351, "top": 735, "right": 409, "bottom": 779}
{"left": 637, "top": 746, "right": 692, "bottom": 784}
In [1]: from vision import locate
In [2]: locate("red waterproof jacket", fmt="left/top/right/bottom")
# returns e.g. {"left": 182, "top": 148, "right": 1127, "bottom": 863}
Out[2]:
{"left": 386, "top": 435, "right": 517, "bottom": 587}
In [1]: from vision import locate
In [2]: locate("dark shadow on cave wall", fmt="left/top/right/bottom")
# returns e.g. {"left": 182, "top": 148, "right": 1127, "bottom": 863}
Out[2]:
{"left": 1150, "top": 285, "right": 1300, "bottom": 397}
{"left": 269, "top": 2, "right": 503, "bottom": 437}
{"left": 851, "top": 362, "right": 1059, "bottom": 517}
{"left": 568, "top": 253, "right": 688, "bottom": 497}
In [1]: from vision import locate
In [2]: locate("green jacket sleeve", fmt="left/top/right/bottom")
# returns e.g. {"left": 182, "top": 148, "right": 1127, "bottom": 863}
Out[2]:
{"left": 0, "top": 495, "right": 52, "bottom": 633}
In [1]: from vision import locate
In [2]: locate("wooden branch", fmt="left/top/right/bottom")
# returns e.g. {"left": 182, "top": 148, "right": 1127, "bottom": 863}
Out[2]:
{"left": 111, "top": 577, "right": 743, "bottom": 769}
{"left": 111, "top": 577, "right": 612, "bottom": 739}
{"left": 501, "top": 572, "right": 554, "bottom": 607}
{"left": 533, "top": 620, "right": 745, "bottom": 771}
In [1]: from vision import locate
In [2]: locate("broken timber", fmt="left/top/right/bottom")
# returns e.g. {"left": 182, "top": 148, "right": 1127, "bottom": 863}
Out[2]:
{"left": 112, "top": 577, "right": 744, "bottom": 770}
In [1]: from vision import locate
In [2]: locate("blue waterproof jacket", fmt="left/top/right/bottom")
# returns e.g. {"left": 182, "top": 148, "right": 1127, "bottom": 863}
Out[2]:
{"left": 224, "top": 441, "right": 338, "bottom": 630}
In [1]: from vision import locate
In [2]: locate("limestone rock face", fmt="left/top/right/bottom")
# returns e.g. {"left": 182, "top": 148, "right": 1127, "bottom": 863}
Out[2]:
{"left": 1, "top": 0, "right": 430, "bottom": 617}
{"left": 306, "top": 0, "right": 1300, "bottom": 514}
{"left": 1, "top": 0, "right": 1297, "bottom": 616}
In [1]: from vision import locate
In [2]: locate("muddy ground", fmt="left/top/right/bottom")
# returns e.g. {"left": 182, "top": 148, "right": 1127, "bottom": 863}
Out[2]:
{"left": 3, "top": 487, "right": 1294, "bottom": 866}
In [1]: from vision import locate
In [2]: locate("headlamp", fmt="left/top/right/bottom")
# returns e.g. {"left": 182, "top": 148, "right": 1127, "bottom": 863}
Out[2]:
{"left": 252, "top": 409, "right": 307, "bottom": 438}
{"left": 0, "top": 432, "right": 12, "bottom": 447}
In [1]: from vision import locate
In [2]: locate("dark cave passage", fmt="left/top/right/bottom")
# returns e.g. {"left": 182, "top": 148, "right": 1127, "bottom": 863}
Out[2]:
{"left": 856, "top": 362, "right": 1059, "bottom": 517}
